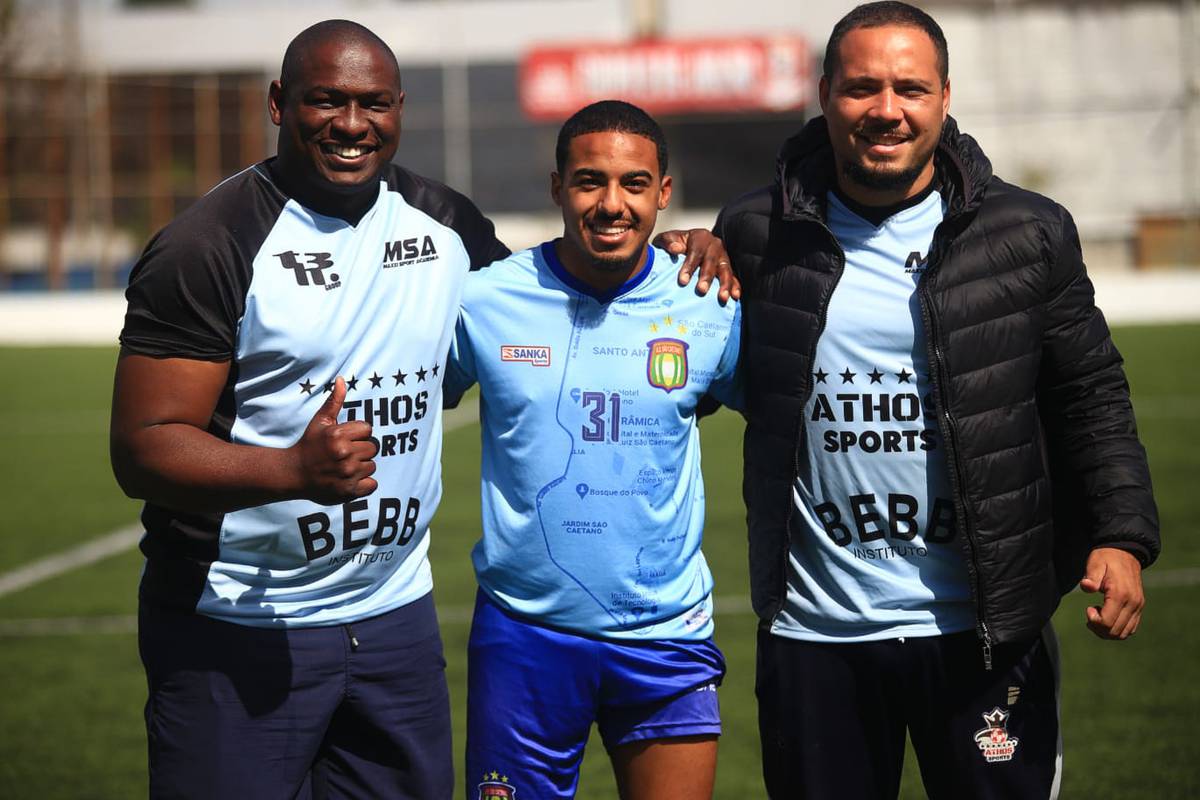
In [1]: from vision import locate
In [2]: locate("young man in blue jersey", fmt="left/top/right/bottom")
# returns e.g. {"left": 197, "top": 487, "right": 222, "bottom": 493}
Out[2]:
{"left": 444, "top": 101, "right": 740, "bottom": 800}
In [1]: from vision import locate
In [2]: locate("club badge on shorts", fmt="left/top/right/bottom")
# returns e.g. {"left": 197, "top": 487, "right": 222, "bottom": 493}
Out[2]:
{"left": 646, "top": 338, "right": 689, "bottom": 392}
{"left": 478, "top": 771, "right": 516, "bottom": 799}
{"left": 974, "top": 707, "right": 1020, "bottom": 763}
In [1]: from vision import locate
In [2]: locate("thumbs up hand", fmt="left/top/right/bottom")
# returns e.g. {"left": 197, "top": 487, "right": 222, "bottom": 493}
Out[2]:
{"left": 293, "top": 376, "right": 379, "bottom": 504}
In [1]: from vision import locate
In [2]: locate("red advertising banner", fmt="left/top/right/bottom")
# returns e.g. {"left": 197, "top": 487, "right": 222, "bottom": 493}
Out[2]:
{"left": 519, "top": 36, "right": 810, "bottom": 120}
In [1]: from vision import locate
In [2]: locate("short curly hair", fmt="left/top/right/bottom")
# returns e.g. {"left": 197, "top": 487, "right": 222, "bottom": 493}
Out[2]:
{"left": 554, "top": 100, "right": 668, "bottom": 176}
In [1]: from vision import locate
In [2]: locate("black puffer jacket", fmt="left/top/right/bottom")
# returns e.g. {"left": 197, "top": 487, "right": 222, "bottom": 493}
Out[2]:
{"left": 715, "top": 116, "right": 1160, "bottom": 647}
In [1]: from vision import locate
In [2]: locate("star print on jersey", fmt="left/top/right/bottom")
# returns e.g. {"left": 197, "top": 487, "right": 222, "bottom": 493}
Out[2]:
{"left": 416, "top": 366, "right": 428, "bottom": 382}
{"left": 319, "top": 362, "right": 435, "bottom": 464}
{"left": 811, "top": 366, "right": 940, "bottom": 457}
{"left": 299, "top": 379, "right": 315, "bottom": 394}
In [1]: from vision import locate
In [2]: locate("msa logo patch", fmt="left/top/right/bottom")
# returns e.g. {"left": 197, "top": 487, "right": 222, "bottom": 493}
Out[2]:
{"left": 277, "top": 251, "right": 340, "bottom": 291}
{"left": 383, "top": 236, "right": 439, "bottom": 268}
{"left": 501, "top": 345, "right": 551, "bottom": 367}
{"left": 974, "top": 707, "right": 1020, "bottom": 763}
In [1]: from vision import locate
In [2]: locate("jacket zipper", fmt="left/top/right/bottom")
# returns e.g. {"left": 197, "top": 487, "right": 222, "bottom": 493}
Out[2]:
{"left": 775, "top": 221, "right": 847, "bottom": 622}
{"left": 918, "top": 225, "right": 993, "bottom": 670}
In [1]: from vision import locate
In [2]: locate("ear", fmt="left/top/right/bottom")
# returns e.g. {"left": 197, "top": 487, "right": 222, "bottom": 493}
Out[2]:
{"left": 268, "top": 80, "right": 285, "bottom": 126}
{"left": 941, "top": 78, "right": 951, "bottom": 120}
{"left": 657, "top": 175, "right": 673, "bottom": 211}
{"left": 550, "top": 171, "right": 563, "bottom": 207}
{"left": 818, "top": 75, "right": 831, "bottom": 115}
{"left": 396, "top": 89, "right": 406, "bottom": 119}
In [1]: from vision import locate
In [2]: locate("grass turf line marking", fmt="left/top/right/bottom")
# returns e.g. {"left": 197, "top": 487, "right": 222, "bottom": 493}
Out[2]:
{"left": 0, "top": 399, "right": 482, "bottom": 600}
{"left": 0, "top": 524, "right": 143, "bottom": 600}
{"left": 2, "top": 569, "right": 1198, "bottom": 637}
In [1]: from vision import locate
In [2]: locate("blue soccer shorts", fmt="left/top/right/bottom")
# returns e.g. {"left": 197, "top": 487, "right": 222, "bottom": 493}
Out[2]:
{"left": 465, "top": 590, "right": 725, "bottom": 800}
{"left": 139, "top": 592, "right": 452, "bottom": 800}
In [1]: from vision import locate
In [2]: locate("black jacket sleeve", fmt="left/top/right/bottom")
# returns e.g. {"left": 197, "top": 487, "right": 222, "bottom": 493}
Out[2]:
{"left": 1037, "top": 205, "right": 1160, "bottom": 567}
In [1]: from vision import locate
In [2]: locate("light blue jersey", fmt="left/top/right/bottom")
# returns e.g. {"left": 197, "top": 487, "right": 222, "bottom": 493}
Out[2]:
{"left": 772, "top": 191, "right": 974, "bottom": 642}
{"left": 445, "top": 241, "right": 741, "bottom": 640}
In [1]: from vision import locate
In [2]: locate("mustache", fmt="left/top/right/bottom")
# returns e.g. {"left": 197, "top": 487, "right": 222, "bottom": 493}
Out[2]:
{"left": 855, "top": 126, "right": 912, "bottom": 140}
{"left": 591, "top": 211, "right": 640, "bottom": 227}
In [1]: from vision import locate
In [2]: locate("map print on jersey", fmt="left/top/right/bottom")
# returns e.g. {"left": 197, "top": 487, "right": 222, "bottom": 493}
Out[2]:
{"left": 446, "top": 242, "right": 741, "bottom": 640}
{"left": 536, "top": 306, "right": 693, "bottom": 629}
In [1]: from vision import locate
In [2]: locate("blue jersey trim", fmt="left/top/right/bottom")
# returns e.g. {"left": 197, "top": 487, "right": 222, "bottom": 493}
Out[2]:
{"left": 539, "top": 240, "right": 655, "bottom": 303}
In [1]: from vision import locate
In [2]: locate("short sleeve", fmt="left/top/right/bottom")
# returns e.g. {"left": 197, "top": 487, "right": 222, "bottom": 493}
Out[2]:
{"left": 707, "top": 302, "right": 744, "bottom": 411}
{"left": 119, "top": 225, "right": 250, "bottom": 360}
{"left": 443, "top": 312, "right": 478, "bottom": 408}
{"left": 386, "top": 166, "right": 510, "bottom": 270}
{"left": 119, "top": 168, "right": 281, "bottom": 360}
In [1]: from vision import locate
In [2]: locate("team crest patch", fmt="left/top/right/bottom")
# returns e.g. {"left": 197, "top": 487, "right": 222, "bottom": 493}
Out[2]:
{"left": 478, "top": 771, "right": 516, "bottom": 799}
{"left": 500, "top": 345, "right": 551, "bottom": 367}
{"left": 974, "top": 707, "right": 1020, "bottom": 763}
{"left": 646, "top": 338, "right": 689, "bottom": 392}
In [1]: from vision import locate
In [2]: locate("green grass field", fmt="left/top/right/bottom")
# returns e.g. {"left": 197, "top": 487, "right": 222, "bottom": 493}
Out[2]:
{"left": 1, "top": 325, "right": 1197, "bottom": 798}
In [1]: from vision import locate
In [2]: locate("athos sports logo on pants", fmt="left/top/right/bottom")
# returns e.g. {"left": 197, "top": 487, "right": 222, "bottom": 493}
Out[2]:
{"left": 974, "top": 707, "right": 1020, "bottom": 762}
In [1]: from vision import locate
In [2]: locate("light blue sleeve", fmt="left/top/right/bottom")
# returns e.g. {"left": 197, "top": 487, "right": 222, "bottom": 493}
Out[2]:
{"left": 443, "top": 311, "right": 477, "bottom": 409}
{"left": 707, "top": 301, "right": 743, "bottom": 412}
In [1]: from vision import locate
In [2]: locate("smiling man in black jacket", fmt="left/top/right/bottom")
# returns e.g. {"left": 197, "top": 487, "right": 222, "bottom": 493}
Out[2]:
{"left": 715, "top": 3, "right": 1160, "bottom": 798}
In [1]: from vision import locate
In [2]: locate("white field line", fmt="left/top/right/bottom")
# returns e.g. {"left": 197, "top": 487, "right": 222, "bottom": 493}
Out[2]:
{"left": 0, "top": 524, "right": 143, "bottom": 599}
{"left": 0, "top": 570, "right": 1197, "bottom": 638}
{"left": 0, "top": 400, "right": 481, "bottom": 602}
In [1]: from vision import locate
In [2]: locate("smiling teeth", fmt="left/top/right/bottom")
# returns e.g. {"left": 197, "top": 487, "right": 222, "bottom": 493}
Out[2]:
{"left": 594, "top": 226, "right": 629, "bottom": 234}
{"left": 330, "top": 145, "right": 365, "bottom": 158}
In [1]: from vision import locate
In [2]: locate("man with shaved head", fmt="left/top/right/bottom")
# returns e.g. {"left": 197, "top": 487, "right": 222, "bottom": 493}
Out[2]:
{"left": 112, "top": 19, "right": 485, "bottom": 798}
{"left": 111, "top": 19, "right": 732, "bottom": 799}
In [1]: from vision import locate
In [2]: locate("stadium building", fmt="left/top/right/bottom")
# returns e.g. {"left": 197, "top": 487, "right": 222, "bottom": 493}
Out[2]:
{"left": 0, "top": 0, "right": 1196, "bottom": 289}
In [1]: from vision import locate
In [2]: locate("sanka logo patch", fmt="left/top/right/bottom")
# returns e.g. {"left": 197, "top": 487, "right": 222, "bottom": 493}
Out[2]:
{"left": 500, "top": 345, "right": 551, "bottom": 367}
{"left": 276, "top": 251, "right": 340, "bottom": 291}
{"left": 383, "top": 236, "right": 439, "bottom": 268}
